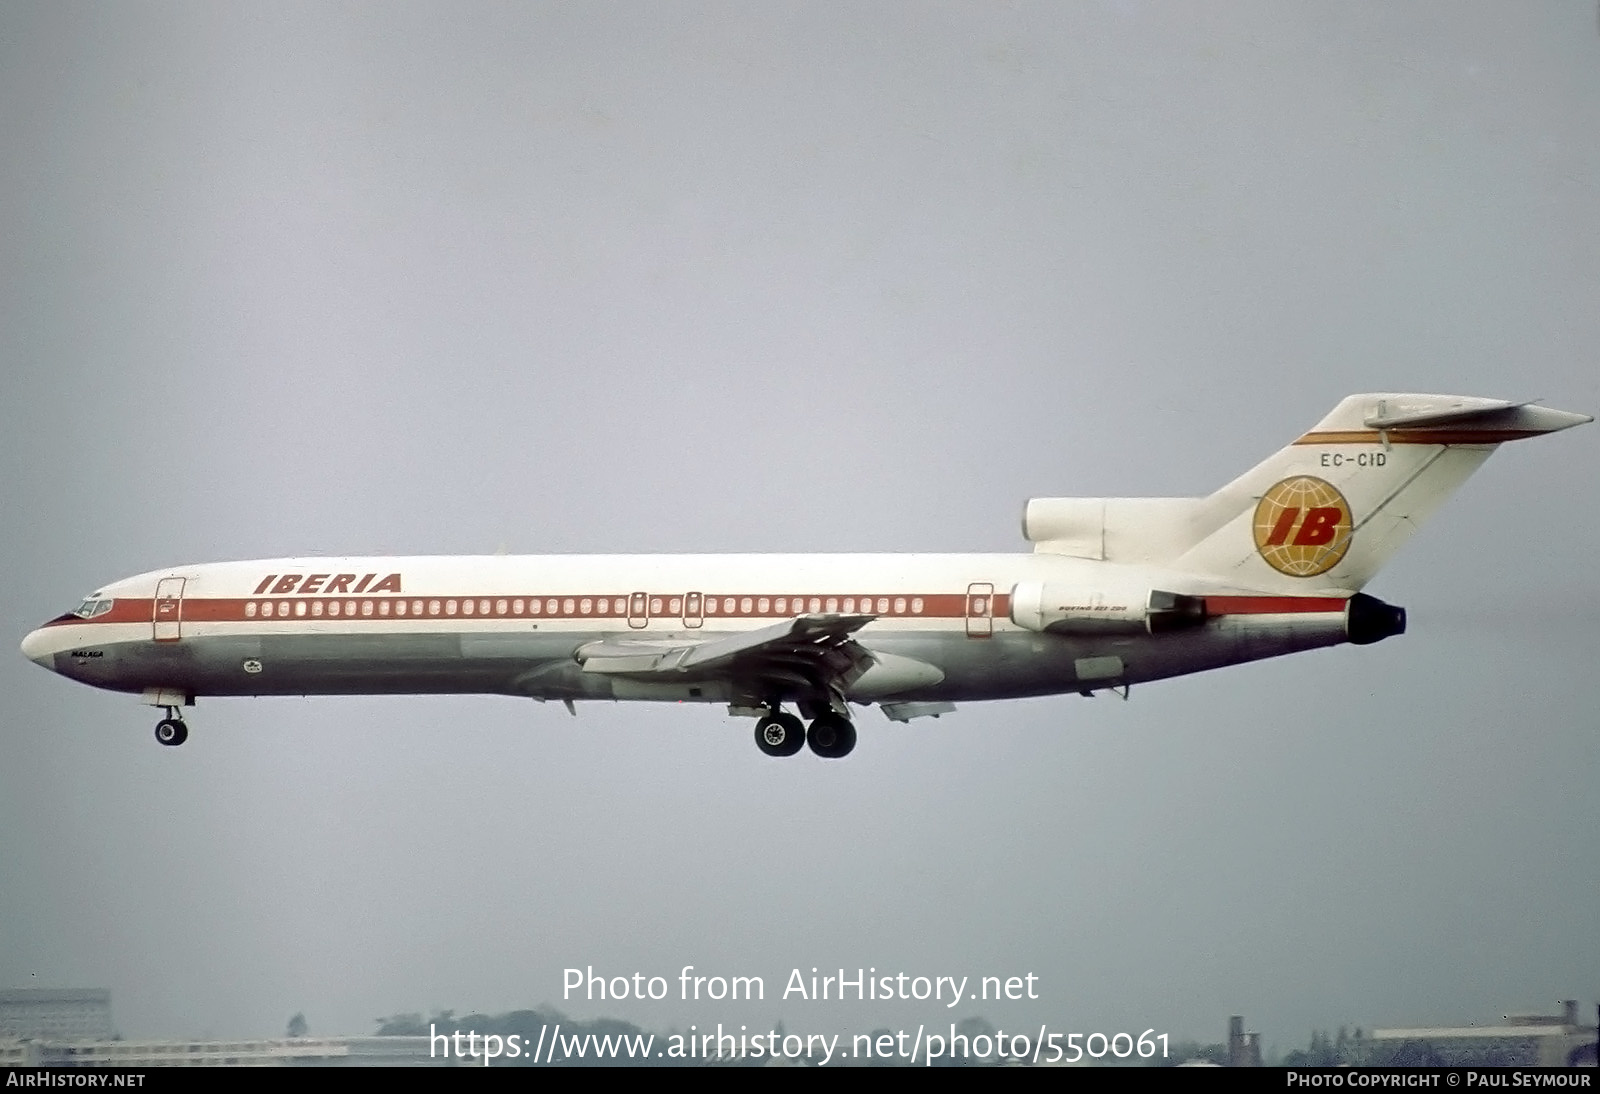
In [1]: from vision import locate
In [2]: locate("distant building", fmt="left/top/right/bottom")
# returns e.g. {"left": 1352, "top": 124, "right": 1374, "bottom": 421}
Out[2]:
{"left": 0, "top": 1035, "right": 443, "bottom": 1067}
{"left": 1227, "top": 1016, "right": 1261, "bottom": 1067}
{"left": 0, "top": 989, "right": 444, "bottom": 1067}
{"left": 0, "top": 989, "right": 113, "bottom": 1041}
{"left": 1361, "top": 1001, "right": 1596, "bottom": 1067}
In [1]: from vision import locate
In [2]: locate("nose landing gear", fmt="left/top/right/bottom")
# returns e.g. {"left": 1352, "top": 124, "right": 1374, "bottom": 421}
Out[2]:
{"left": 154, "top": 709, "right": 188, "bottom": 746}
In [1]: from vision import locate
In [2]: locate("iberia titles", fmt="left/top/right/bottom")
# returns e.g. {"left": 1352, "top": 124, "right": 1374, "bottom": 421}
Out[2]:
{"left": 253, "top": 573, "right": 403, "bottom": 596}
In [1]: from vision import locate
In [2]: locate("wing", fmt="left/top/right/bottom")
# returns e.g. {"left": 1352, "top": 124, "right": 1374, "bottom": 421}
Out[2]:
{"left": 575, "top": 613, "right": 877, "bottom": 712}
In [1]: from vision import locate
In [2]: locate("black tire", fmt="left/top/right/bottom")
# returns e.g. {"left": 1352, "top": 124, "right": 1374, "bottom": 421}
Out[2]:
{"left": 806, "top": 714, "right": 856, "bottom": 759}
{"left": 754, "top": 713, "right": 805, "bottom": 757}
{"left": 155, "top": 718, "right": 188, "bottom": 747}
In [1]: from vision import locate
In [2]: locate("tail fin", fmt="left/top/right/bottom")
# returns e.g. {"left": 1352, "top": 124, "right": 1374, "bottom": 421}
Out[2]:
{"left": 1171, "top": 394, "right": 1590, "bottom": 593}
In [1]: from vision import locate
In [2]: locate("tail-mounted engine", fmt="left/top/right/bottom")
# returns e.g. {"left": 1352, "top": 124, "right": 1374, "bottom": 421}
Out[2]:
{"left": 1344, "top": 592, "right": 1406, "bottom": 645}
{"left": 1009, "top": 583, "right": 1208, "bottom": 635}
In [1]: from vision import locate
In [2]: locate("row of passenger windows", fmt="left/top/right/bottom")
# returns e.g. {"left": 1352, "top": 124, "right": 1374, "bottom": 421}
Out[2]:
{"left": 243, "top": 596, "right": 927, "bottom": 619}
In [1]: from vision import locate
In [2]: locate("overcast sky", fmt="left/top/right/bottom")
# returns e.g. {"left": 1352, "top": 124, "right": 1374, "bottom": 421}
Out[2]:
{"left": 2, "top": 1, "right": 1596, "bottom": 1058}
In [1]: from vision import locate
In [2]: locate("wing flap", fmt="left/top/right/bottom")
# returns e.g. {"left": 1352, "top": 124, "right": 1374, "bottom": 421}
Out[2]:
{"left": 577, "top": 614, "right": 876, "bottom": 679}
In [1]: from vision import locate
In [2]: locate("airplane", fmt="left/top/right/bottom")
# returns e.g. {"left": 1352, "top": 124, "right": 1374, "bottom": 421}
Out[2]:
{"left": 20, "top": 392, "right": 1590, "bottom": 758}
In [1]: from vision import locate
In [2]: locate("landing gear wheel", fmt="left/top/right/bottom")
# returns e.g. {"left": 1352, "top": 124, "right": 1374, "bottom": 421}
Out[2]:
{"left": 806, "top": 713, "right": 856, "bottom": 759}
{"left": 155, "top": 718, "right": 188, "bottom": 746}
{"left": 754, "top": 712, "right": 805, "bottom": 757}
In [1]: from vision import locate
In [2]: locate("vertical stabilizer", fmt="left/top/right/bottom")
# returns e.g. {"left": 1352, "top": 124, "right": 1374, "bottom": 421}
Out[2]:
{"left": 1172, "top": 394, "right": 1590, "bottom": 593}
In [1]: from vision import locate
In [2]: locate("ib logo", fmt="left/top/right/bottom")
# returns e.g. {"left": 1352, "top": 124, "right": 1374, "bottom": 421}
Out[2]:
{"left": 1252, "top": 476, "right": 1353, "bottom": 577}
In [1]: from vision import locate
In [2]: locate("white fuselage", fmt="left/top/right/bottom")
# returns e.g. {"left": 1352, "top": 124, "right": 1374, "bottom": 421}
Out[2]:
{"left": 21, "top": 551, "right": 1360, "bottom": 713}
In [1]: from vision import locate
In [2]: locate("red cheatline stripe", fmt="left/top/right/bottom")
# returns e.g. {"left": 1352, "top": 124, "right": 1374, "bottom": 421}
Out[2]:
{"left": 1205, "top": 596, "right": 1345, "bottom": 614}
{"left": 1294, "top": 429, "right": 1546, "bottom": 446}
{"left": 41, "top": 601, "right": 152, "bottom": 626}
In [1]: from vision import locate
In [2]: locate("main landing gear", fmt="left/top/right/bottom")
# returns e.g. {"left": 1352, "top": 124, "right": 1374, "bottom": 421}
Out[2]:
{"left": 754, "top": 711, "right": 805, "bottom": 757}
{"left": 753, "top": 708, "right": 856, "bottom": 759}
{"left": 804, "top": 712, "right": 856, "bottom": 759}
{"left": 154, "top": 709, "right": 188, "bottom": 747}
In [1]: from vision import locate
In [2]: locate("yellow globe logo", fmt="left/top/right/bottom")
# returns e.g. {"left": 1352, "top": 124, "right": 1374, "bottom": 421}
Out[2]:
{"left": 1252, "top": 476, "right": 1353, "bottom": 577}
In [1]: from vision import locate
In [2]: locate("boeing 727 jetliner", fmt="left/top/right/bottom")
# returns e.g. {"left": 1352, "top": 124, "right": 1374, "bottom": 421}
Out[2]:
{"left": 21, "top": 393, "right": 1590, "bottom": 758}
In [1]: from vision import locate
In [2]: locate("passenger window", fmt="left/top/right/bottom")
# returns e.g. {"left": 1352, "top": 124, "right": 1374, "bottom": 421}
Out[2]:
{"left": 497, "top": 599, "right": 508, "bottom": 615}
{"left": 246, "top": 602, "right": 257, "bottom": 618}
{"left": 463, "top": 599, "right": 475, "bottom": 615}
{"left": 294, "top": 601, "right": 307, "bottom": 617}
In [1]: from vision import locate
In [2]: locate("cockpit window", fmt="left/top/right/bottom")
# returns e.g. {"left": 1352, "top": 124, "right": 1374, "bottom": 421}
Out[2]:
{"left": 73, "top": 597, "right": 113, "bottom": 619}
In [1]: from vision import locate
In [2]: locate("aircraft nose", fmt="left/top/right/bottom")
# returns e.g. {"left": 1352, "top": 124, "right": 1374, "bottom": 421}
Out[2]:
{"left": 21, "top": 627, "right": 56, "bottom": 669}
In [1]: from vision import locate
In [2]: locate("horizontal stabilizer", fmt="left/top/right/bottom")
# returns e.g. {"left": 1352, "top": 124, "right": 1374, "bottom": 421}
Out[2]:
{"left": 1361, "top": 396, "right": 1591, "bottom": 434}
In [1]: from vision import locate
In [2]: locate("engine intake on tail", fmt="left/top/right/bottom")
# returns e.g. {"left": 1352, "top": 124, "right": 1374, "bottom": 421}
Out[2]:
{"left": 1010, "top": 583, "right": 1208, "bottom": 636}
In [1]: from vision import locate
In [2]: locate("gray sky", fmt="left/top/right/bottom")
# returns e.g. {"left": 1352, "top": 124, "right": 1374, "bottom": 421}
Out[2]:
{"left": 2, "top": 1, "right": 1596, "bottom": 1056}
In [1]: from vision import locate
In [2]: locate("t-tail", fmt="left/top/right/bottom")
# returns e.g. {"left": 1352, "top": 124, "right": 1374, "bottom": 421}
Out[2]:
{"left": 1023, "top": 393, "right": 1591, "bottom": 604}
